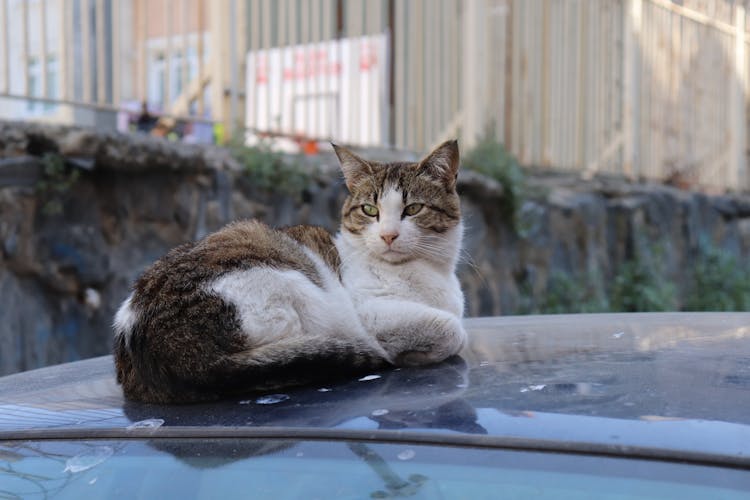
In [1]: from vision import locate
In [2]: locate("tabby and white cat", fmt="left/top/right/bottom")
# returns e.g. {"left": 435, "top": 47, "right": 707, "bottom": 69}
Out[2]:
{"left": 113, "top": 140, "right": 466, "bottom": 403}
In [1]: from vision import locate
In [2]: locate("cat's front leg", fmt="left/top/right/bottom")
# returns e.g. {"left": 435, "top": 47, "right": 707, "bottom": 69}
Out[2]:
{"left": 358, "top": 299, "right": 466, "bottom": 367}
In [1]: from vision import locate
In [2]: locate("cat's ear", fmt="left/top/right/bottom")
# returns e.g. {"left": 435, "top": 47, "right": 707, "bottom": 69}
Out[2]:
{"left": 332, "top": 143, "right": 374, "bottom": 190}
{"left": 419, "top": 140, "right": 460, "bottom": 190}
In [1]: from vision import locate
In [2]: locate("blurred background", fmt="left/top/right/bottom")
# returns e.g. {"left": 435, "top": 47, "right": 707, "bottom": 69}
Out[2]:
{"left": 1, "top": 0, "right": 749, "bottom": 375}
{"left": 2, "top": 0, "right": 750, "bottom": 189}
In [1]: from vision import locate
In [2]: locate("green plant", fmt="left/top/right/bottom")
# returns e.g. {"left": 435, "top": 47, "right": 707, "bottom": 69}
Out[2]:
{"left": 462, "top": 133, "right": 525, "bottom": 231}
{"left": 610, "top": 257, "right": 677, "bottom": 312}
{"left": 35, "top": 153, "right": 80, "bottom": 215}
{"left": 228, "top": 138, "right": 310, "bottom": 196}
{"left": 684, "top": 244, "right": 750, "bottom": 311}
{"left": 539, "top": 270, "right": 609, "bottom": 314}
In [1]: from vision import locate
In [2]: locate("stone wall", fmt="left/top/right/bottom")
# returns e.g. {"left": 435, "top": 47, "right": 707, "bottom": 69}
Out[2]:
{"left": 1, "top": 121, "right": 749, "bottom": 375}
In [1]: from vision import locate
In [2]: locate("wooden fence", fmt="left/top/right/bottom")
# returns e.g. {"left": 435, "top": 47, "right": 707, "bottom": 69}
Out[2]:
{"left": 481, "top": 0, "right": 749, "bottom": 191}
{"left": 0, "top": 0, "right": 748, "bottom": 191}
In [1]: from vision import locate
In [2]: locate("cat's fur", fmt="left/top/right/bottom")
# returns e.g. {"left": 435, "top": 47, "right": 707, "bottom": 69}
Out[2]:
{"left": 113, "top": 140, "right": 466, "bottom": 403}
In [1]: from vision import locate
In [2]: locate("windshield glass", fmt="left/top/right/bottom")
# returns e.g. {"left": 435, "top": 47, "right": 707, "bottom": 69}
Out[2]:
{"left": 2, "top": 439, "right": 748, "bottom": 499}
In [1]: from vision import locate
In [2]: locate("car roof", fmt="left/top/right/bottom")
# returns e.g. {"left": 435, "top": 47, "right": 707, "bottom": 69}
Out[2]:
{"left": 1, "top": 313, "right": 749, "bottom": 468}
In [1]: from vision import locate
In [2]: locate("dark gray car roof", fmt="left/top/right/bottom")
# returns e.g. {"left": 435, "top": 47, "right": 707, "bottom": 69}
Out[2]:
{"left": 1, "top": 313, "right": 749, "bottom": 468}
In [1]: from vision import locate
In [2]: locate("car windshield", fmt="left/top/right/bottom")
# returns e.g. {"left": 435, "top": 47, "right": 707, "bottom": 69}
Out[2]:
{"left": 2, "top": 439, "right": 749, "bottom": 499}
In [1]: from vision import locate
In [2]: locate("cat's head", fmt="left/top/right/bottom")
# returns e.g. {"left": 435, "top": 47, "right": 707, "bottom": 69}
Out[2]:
{"left": 333, "top": 141, "right": 462, "bottom": 265}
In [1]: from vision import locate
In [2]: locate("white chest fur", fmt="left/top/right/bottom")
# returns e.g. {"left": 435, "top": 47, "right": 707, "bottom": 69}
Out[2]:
{"left": 336, "top": 233, "right": 464, "bottom": 317}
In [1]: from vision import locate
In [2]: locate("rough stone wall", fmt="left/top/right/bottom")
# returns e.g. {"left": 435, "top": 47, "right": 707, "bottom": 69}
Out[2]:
{"left": 1, "top": 122, "right": 749, "bottom": 375}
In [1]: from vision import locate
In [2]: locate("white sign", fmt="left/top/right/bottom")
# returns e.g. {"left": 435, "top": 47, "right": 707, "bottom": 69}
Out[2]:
{"left": 245, "top": 34, "right": 388, "bottom": 150}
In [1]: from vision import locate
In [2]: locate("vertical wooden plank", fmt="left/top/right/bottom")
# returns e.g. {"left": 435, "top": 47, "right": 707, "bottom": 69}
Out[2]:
{"left": 605, "top": 0, "right": 614, "bottom": 171}
{"left": 515, "top": 0, "right": 523, "bottom": 159}
{"left": 236, "top": 0, "right": 247, "bottom": 129}
{"left": 82, "top": 0, "right": 92, "bottom": 103}
{"left": 546, "top": 0, "right": 555, "bottom": 164}
{"left": 228, "top": 0, "right": 239, "bottom": 131}
{"left": 560, "top": 0, "right": 569, "bottom": 167}
{"left": 260, "top": 4, "right": 271, "bottom": 66}
{"left": 346, "top": 0, "right": 357, "bottom": 37}
{"left": 541, "top": 0, "right": 550, "bottom": 163}
{"left": 526, "top": 0, "right": 535, "bottom": 162}
{"left": 40, "top": 0, "right": 48, "bottom": 99}
{"left": 348, "top": 0, "right": 361, "bottom": 142}
{"left": 197, "top": 0, "right": 205, "bottom": 114}
{"left": 641, "top": 1, "right": 650, "bottom": 180}
{"left": 322, "top": 0, "right": 332, "bottom": 39}
{"left": 0, "top": 0, "right": 7, "bottom": 93}
{"left": 22, "top": 0, "right": 29, "bottom": 96}
{"left": 730, "top": 4, "right": 747, "bottom": 190}
{"left": 414, "top": 0, "right": 424, "bottom": 150}
{"left": 96, "top": 0, "right": 105, "bottom": 103}
{"left": 462, "top": 0, "right": 482, "bottom": 150}
{"left": 277, "top": 0, "right": 287, "bottom": 135}
{"left": 395, "top": 0, "right": 405, "bottom": 148}
{"left": 209, "top": 0, "right": 230, "bottom": 133}
{"left": 312, "top": 0, "right": 321, "bottom": 42}
{"left": 590, "top": 0, "right": 599, "bottom": 170}
{"left": 450, "top": 0, "right": 459, "bottom": 144}
{"left": 262, "top": 0, "right": 271, "bottom": 136}
{"left": 498, "top": 0, "right": 515, "bottom": 148}
{"left": 423, "top": 1, "right": 432, "bottom": 148}
{"left": 250, "top": 0, "right": 260, "bottom": 51}
{"left": 299, "top": 0, "right": 310, "bottom": 137}
{"left": 300, "top": 0, "right": 309, "bottom": 43}
{"left": 164, "top": 0, "right": 172, "bottom": 109}
{"left": 623, "top": 0, "right": 642, "bottom": 179}
{"left": 310, "top": 0, "right": 330, "bottom": 140}
{"left": 614, "top": 0, "right": 623, "bottom": 171}
{"left": 286, "top": 0, "right": 296, "bottom": 135}
{"left": 438, "top": 0, "right": 447, "bottom": 141}
{"left": 646, "top": 2, "right": 653, "bottom": 181}
{"left": 406, "top": 0, "right": 416, "bottom": 149}
{"left": 59, "top": 0, "right": 69, "bottom": 100}
{"left": 112, "top": 0, "right": 120, "bottom": 106}
{"left": 668, "top": 8, "right": 679, "bottom": 176}
{"left": 138, "top": 0, "right": 147, "bottom": 106}
{"left": 181, "top": 0, "right": 189, "bottom": 107}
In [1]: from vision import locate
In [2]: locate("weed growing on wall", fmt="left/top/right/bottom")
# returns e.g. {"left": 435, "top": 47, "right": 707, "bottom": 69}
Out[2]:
{"left": 610, "top": 256, "right": 677, "bottom": 312}
{"left": 684, "top": 243, "right": 750, "bottom": 311}
{"left": 539, "top": 271, "right": 610, "bottom": 314}
{"left": 229, "top": 138, "right": 310, "bottom": 196}
{"left": 462, "top": 133, "right": 526, "bottom": 232}
{"left": 35, "top": 153, "right": 80, "bottom": 216}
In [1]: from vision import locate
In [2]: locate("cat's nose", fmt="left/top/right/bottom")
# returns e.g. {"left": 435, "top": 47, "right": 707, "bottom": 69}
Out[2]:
{"left": 381, "top": 232, "right": 399, "bottom": 245}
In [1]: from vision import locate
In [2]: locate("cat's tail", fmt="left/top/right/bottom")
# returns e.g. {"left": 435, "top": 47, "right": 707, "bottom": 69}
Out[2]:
{"left": 225, "top": 335, "right": 389, "bottom": 393}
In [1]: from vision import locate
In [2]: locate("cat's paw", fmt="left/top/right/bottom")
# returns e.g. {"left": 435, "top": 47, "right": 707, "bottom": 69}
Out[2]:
{"left": 377, "top": 313, "right": 466, "bottom": 367}
{"left": 393, "top": 350, "right": 443, "bottom": 367}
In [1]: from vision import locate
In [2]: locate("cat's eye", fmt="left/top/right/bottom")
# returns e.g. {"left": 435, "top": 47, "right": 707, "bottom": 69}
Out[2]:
{"left": 403, "top": 203, "right": 423, "bottom": 216}
{"left": 362, "top": 204, "right": 379, "bottom": 217}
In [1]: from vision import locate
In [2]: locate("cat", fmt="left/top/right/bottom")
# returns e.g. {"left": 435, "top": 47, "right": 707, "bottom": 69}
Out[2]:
{"left": 113, "top": 140, "right": 466, "bottom": 403}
